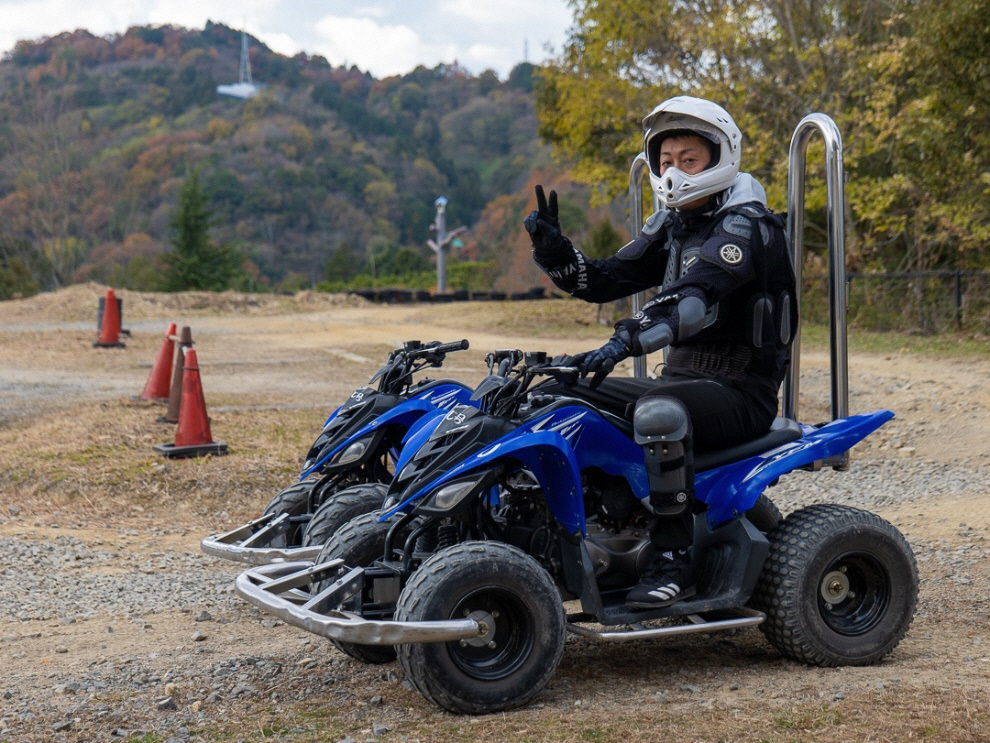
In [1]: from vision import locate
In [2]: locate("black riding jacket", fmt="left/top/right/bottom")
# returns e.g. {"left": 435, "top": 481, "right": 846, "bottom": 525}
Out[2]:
{"left": 537, "top": 175, "right": 797, "bottom": 402}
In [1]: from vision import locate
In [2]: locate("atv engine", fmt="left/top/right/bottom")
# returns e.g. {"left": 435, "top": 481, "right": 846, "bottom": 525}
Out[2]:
{"left": 583, "top": 470, "right": 648, "bottom": 531}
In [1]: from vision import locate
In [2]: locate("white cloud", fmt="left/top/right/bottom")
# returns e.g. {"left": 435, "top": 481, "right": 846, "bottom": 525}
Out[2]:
{"left": 257, "top": 32, "right": 302, "bottom": 59}
{"left": 0, "top": 0, "right": 573, "bottom": 78}
{"left": 313, "top": 15, "right": 438, "bottom": 78}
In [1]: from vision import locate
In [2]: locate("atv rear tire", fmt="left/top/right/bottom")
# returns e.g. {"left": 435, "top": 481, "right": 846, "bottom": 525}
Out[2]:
{"left": 746, "top": 493, "right": 782, "bottom": 533}
{"left": 394, "top": 541, "right": 566, "bottom": 714}
{"left": 301, "top": 483, "right": 389, "bottom": 548}
{"left": 753, "top": 504, "right": 918, "bottom": 666}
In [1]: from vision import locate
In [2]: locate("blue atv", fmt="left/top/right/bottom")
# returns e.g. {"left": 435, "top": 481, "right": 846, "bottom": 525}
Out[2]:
{"left": 200, "top": 339, "right": 472, "bottom": 564}
{"left": 234, "top": 349, "right": 918, "bottom": 714}
{"left": 235, "top": 114, "right": 919, "bottom": 714}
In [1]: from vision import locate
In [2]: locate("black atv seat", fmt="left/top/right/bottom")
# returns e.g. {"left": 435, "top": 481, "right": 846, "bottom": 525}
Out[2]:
{"left": 694, "top": 417, "right": 803, "bottom": 472}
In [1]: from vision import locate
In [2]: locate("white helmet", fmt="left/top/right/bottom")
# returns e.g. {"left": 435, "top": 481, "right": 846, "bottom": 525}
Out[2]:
{"left": 643, "top": 96, "right": 742, "bottom": 209}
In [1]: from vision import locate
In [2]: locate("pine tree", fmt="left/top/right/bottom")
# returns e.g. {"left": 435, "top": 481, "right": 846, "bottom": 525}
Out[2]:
{"left": 163, "top": 170, "right": 239, "bottom": 291}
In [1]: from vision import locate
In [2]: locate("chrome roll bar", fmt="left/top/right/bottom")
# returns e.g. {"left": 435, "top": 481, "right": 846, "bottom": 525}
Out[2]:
{"left": 785, "top": 114, "right": 849, "bottom": 428}
{"left": 628, "top": 152, "right": 655, "bottom": 379}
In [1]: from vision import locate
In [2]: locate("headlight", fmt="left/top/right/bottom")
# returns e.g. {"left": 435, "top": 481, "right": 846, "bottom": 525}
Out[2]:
{"left": 419, "top": 472, "right": 495, "bottom": 514}
{"left": 332, "top": 439, "right": 369, "bottom": 466}
{"left": 432, "top": 479, "right": 480, "bottom": 510}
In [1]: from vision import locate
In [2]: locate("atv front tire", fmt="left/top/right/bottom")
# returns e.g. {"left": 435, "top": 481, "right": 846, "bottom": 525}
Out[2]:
{"left": 394, "top": 541, "right": 566, "bottom": 715}
{"left": 301, "top": 483, "right": 389, "bottom": 548}
{"left": 259, "top": 480, "right": 317, "bottom": 547}
{"left": 315, "top": 511, "right": 415, "bottom": 665}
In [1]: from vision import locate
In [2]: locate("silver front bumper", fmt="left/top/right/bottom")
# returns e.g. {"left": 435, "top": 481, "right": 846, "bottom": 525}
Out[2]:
{"left": 200, "top": 513, "right": 323, "bottom": 565}
{"left": 234, "top": 560, "right": 482, "bottom": 645}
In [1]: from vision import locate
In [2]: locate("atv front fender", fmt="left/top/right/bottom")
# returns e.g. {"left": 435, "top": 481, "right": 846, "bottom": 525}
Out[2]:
{"left": 302, "top": 397, "right": 451, "bottom": 479}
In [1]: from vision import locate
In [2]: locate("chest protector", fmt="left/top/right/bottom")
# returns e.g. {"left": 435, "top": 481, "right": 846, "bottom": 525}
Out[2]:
{"left": 664, "top": 204, "right": 797, "bottom": 390}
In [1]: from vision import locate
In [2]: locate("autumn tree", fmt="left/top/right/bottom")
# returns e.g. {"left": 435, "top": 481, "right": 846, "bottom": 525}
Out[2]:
{"left": 0, "top": 230, "right": 42, "bottom": 299}
{"left": 851, "top": 0, "right": 990, "bottom": 271}
{"left": 536, "top": 0, "right": 990, "bottom": 271}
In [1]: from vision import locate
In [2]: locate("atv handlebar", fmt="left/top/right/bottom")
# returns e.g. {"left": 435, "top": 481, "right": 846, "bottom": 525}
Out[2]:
{"left": 430, "top": 339, "right": 470, "bottom": 356}
{"left": 471, "top": 351, "right": 586, "bottom": 416}
{"left": 374, "top": 339, "right": 471, "bottom": 393}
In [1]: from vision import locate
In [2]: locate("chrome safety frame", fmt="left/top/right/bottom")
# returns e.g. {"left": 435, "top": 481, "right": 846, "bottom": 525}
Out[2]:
{"left": 200, "top": 512, "right": 323, "bottom": 565}
{"left": 235, "top": 560, "right": 482, "bottom": 645}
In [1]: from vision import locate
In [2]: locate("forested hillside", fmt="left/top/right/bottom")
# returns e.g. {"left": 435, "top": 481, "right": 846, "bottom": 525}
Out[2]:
{"left": 0, "top": 23, "right": 617, "bottom": 298}
{"left": 3, "top": 3, "right": 986, "bottom": 305}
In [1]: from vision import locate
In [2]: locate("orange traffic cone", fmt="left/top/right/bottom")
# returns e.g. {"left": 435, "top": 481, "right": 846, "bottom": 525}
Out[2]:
{"left": 138, "top": 322, "right": 177, "bottom": 402}
{"left": 94, "top": 288, "right": 125, "bottom": 348}
{"left": 153, "top": 348, "right": 228, "bottom": 459}
{"left": 158, "top": 325, "right": 193, "bottom": 424}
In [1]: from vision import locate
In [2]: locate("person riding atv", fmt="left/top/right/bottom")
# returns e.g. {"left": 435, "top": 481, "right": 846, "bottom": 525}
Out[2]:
{"left": 525, "top": 95, "right": 796, "bottom": 609}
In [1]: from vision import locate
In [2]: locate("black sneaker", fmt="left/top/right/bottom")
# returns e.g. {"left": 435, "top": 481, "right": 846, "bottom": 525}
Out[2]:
{"left": 625, "top": 550, "right": 696, "bottom": 609}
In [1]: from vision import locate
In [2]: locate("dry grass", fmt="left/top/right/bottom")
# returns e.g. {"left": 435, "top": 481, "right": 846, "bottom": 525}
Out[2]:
{"left": 0, "top": 398, "right": 319, "bottom": 527}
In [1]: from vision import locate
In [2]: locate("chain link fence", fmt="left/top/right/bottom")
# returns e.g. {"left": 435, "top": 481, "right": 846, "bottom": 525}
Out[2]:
{"left": 801, "top": 271, "right": 990, "bottom": 334}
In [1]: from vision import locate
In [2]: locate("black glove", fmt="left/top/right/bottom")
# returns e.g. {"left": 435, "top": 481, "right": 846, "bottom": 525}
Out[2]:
{"left": 574, "top": 331, "right": 632, "bottom": 389}
{"left": 524, "top": 185, "right": 574, "bottom": 266}
{"left": 549, "top": 353, "right": 582, "bottom": 386}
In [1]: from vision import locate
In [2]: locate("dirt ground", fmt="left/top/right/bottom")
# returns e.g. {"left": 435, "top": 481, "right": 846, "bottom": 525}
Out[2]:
{"left": 0, "top": 284, "right": 988, "bottom": 742}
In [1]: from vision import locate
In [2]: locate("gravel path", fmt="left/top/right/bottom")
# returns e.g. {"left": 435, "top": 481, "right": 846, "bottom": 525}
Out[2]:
{"left": 2, "top": 456, "right": 984, "bottom": 622}
{"left": 1, "top": 454, "right": 987, "bottom": 741}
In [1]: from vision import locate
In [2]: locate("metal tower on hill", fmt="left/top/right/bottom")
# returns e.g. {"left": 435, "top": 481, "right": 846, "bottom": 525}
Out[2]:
{"left": 217, "top": 32, "right": 261, "bottom": 100}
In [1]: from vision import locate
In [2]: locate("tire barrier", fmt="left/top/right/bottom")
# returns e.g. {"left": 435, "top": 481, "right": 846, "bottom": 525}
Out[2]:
{"left": 348, "top": 286, "right": 547, "bottom": 304}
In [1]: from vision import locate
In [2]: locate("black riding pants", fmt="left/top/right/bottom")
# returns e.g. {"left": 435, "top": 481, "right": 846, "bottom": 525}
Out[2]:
{"left": 554, "top": 373, "right": 779, "bottom": 550}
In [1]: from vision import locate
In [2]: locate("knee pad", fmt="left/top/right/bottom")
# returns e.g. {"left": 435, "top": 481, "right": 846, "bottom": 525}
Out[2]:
{"left": 633, "top": 395, "right": 690, "bottom": 445}
{"left": 634, "top": 395, "right": 694, "bottom": 517}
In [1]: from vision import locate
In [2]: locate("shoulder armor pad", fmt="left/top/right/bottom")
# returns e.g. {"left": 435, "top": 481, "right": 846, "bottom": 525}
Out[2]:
{"left": 736, "top": 204, "right": 766, "bottom": 218}
{"left": 616, "top": 238, "right": 647, "bottom": 260}
{"left": 641, "top": 209, "right": 670, "bottom": 236}
{"left": 618, "top": 210, "right": 669, "bottom": 260}
{"left": 722, "top": 210, "right": 771, "bottom": 244}
{"left": 721, "top": 213, "right": 753, "bottom": 239}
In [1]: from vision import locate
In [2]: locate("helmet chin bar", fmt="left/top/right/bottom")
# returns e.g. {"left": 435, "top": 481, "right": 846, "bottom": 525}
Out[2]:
{"left": 649, "top": 165, "right": 730, "bottom": 210}
{"left": 642, "top": 96, "right": 742, "bottom": 209}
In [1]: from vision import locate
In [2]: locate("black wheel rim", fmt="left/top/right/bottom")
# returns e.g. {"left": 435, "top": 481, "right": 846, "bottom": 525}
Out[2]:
{"left": 447, "top": 586, "right": 534, "bottom": 681}
{"left": 817, "top": 550, "right": 891, "bottom": 636}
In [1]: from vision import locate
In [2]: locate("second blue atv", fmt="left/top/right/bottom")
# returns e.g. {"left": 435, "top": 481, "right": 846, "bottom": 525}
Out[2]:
{"left": 200, "top": 339, "right": 473, "bottom": 564}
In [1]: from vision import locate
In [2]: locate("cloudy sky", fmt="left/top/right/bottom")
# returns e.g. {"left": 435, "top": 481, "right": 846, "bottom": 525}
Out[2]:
{"left": 0, "top": 0, "right": 575, "bottom": 79}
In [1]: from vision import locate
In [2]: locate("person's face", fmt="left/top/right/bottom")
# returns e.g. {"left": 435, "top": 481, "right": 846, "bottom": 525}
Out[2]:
{"left": 659, "top": 135, "right": 714, "bottom": 210}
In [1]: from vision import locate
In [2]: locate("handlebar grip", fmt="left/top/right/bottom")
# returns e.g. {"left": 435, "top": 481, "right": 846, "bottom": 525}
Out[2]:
{"left": 433, "top": 339, "right": 470, "bottom": 354}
